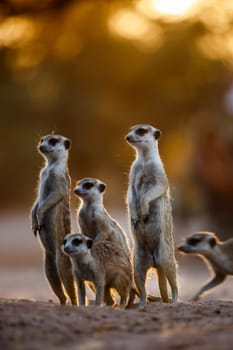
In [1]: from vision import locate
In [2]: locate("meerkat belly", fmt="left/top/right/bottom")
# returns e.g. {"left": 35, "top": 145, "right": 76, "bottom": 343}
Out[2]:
{"left": 135, "top": 198, "right": 162, "bottom": 246}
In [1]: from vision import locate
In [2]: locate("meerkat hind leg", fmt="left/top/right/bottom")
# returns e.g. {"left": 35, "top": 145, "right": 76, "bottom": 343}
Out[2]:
{"left": 157, "top": 268, "right": 170, "bottom": 303}
{"left": 45, "top": 253, "right": 67, "bottom": 305}
{"left": 57, "top": 252, "right": 78, "bottom": 305}
{"left": 104, "top": 287, "right": 115, "bottom": 306}
{"left": 118, "top": 288, "right": 129, "bottom": 309}
{"left": 165, "top": 265, "right": 178, "bottom": 303}
{"left": 134, "top": 258, "right": 148, "bottom": 307}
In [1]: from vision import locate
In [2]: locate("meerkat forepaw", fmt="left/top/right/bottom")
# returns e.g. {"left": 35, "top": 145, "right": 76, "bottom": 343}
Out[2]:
{"left": 32, "top": 225, "right": 40, "bottom": 236}
{"left": 131, "top": 218, "right": 139, "bottom": 230}
{"left": 31, "top": 218, "right": 40, "bottom": 236}
{"left": 142, "top": 214, "right": 149, "bottom": 224}
{"left": 140, "top": 204, "right": 149, "bottom": 221}
{"left": 37, "top": 210, "right": 45, "bottom": 228}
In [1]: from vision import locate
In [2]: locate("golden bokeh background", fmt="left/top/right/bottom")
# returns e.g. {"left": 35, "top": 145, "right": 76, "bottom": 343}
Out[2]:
{"left": 1, "top": 0, "right": 233, "bottom": 301}
{"left": 1, "top": 0, "right": 233, "bottom": 235}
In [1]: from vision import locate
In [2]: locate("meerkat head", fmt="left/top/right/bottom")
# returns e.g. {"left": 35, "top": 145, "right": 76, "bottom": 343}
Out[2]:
{"left": 74, "top": 178, "right": 106, "bottom": 201}
{"left": 62, "top": 233, "right": 93, "bottom": 257}
{"left": 38, "top": 134, "right": 71, "bottom": 161}
{"left": 178, "top": 232, "right": 219, "bottom": 255}
{"left": 125, "top": 124, "right": 161, "bottom": 149}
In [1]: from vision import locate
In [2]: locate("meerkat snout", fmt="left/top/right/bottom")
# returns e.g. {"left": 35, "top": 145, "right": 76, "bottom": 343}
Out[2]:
{"left": 38, "top": 144, "right": 47, "bottom": 153}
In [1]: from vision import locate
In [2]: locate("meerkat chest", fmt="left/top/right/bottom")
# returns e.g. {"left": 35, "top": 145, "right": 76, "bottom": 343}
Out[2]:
{"left": 39, "top": 168, "right": 52, "bottom": 201}
{"left": 80, "top": 206, "right": 104, "bottom": 234}
{"left": 73, "top": 256, "right": 100, "bottom": 281}
{"left": 131, "top": 161, "right": 159, "bottom": 193}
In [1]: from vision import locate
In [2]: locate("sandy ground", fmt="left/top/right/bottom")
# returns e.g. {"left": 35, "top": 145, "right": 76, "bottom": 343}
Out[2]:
{"left": 1, "top": 298, "right": 233, "bottom": 350}
{"left": 0, "top": 212, "right": 232, "bottom": 349}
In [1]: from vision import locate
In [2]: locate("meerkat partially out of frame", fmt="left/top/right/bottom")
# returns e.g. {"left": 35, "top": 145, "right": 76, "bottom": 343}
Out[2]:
{"left": 62, "top": 233, "right": 133, "bottom": 307}
{"left": 178, "top": 231, "right": 233, "bottom": 301}
{"left": 125, "top": 124, "right": 178, "bottom": 306}
{"left": 74, "top": 178, "right": 130, "bottom": 256}
{"left": 31, "top": 134, "right": 77, "bottom": 305}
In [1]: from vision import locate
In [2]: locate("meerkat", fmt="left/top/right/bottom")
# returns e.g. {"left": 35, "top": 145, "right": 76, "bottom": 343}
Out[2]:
{"left": 31, "top": 134, "right": 77, "bottom": 305}
{"left": 125, "top": 124, "right": 178, "bottom": 307}
{"left": 74, "top": 177, "right": 135, "bottom": 305}
{"left": 74, "top": 177, "right": 130, "bottom": 255}
{"left": 62, "top": 233, "right": 133, "bottom": 307}
{"left": 178, "top": 231, "right": 233, "bottom": 301}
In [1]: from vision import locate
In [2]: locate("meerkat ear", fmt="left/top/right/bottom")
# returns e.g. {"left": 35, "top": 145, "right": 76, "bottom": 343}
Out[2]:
{"left": 154, "top": 129, "right": 161, "bottom": 140}
{"left": 64, "top": 138, "right": 71, "bottom": 150}
{"left": 86, "top": 239, "right": 93, "bottom": 249}
{"left": 209, "top": 236, "right": 217, "bottom": 248}
{"left": 98, "top": 183, "right": 106, "bottom": 193}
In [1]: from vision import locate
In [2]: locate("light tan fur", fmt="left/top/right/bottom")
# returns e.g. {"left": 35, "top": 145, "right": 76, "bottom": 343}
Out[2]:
{"left": 125, "top": 124, "right": 178, "bottom": 306}
{"left": 31, "top": 134, "right": 77, "bottom": 305}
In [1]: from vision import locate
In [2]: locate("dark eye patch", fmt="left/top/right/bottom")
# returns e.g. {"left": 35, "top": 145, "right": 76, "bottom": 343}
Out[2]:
{"left": 187, "top": 237, "right": 202, "bottom": 246}
{"left": 63, "top": 238, "right": 67, "bottom": 245}
{"left": 83, "top": 182, "right": 94, "bottom": 190}
{"left": 49, "top": 138, "right": 59, "bottom": 146}
{"left": 135, "top": 128, "right": 147, "bottom": 136}
{"left": 72, "top": 238, "right": 82, "bottom": 246}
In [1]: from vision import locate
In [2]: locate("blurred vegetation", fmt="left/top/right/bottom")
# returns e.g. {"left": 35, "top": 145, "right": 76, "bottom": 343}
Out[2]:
{"left": 0, "top": 0, "right": 233, "bottom": 237}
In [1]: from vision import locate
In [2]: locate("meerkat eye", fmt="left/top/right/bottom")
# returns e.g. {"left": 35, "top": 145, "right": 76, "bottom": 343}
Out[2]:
{"left": 187, "top": 237, "right": 201, "bottom": 246}
{"left": 83, "top": 182, "right": 94, "bottom": 190}
{"left": 49, "top": 138, "right": 59, "bottom": 146}
{"left": 136, "top": 128, "right": 147, "bottom": 136}
{"left": 40, "top": 138, "right": 44, "bottom": 144}
{"left": 63, "top": 238, "right": 67, "bottom": 245}
{"left": 72, "top": 238, "right": 82, "bottom": 246}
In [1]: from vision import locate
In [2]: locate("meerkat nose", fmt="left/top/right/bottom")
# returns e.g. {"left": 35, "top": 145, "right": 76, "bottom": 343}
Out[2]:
{"left": 39, "top": 145, "right": 46, "bottom": 152}
{"left": 177, "top": 244, "right": 192, "bottom": 253}
{"left": 74, "top": 188, "right": 79, "bottom": 195}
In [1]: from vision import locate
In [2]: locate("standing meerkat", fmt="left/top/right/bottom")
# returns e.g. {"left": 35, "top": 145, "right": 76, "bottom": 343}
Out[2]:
{"left": 125, "top": 124, "right": 178, "bottom": 306}
{"left": 62, "top": 233, "right": 133, "bottom": 307}
{"left": 74, "top": 177, "right": 130, "bottom": 256}
{"left": 31, "top": 134, "right": 77, "bottom": 305}
{"left": 178, "top": 231, "right": 233, "bottom": 301}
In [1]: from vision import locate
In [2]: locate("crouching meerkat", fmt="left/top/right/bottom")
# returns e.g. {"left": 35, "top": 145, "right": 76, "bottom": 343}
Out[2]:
{"left": 125, "top": 124, "right": 178, "bottom": 306}
{"left": 31, "top": 134, "right": 77, "bottom": 305}
{"left": 178, "top": 231, "right": 233, "bottom": 301}
{"left": 62, "top": 233, "right": 133, "bottom": 307}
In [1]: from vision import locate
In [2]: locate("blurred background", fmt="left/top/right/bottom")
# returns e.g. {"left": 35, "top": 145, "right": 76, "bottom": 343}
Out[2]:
{"left": 0, "top": 0, "right": 233, "bottom": 302}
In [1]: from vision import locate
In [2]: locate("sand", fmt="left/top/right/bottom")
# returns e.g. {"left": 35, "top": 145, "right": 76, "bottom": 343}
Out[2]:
{"left": 0, "top": 298, "right": 232, "bottom": 350}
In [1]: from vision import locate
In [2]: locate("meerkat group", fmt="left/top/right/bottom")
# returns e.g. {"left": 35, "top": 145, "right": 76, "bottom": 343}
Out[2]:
{"left": 31, "top": 124, "right": 232, "bottom": 306}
